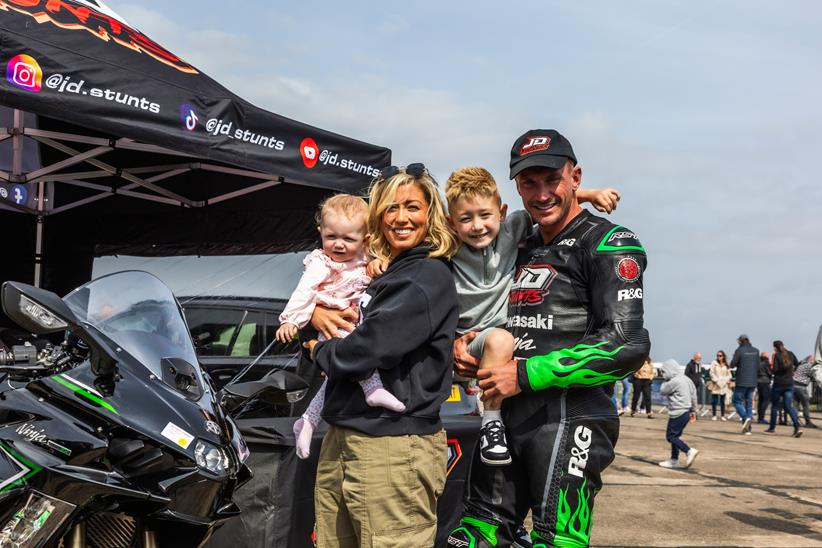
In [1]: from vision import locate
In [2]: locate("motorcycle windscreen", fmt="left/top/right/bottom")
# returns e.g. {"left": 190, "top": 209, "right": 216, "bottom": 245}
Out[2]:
{"left": 62, "top": 271, "right": 205, "bottom": 399}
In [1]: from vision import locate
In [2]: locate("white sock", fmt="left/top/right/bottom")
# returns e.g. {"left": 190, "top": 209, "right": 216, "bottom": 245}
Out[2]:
{"left": 482, "top": 409, "right": 502, "bottom": 427}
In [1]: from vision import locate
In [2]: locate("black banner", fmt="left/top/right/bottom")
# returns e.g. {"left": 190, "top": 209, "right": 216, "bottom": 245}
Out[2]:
{"left": 0, "top": 0, "right": 390, "bottom": 193}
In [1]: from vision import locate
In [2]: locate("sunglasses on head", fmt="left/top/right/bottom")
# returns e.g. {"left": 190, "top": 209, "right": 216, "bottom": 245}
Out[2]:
{"left": 379, "top": 163, "right": 428, "bottom": 180}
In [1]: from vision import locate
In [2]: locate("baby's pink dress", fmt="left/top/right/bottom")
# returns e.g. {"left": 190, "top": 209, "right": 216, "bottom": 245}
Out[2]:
{"left": 278, "top": 249, "right": 370, "bottom": 329}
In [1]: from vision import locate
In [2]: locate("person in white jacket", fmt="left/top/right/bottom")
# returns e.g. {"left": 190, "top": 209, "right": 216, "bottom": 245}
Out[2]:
{"left": 658, "top": 359, "right": 700, "bottom": 469}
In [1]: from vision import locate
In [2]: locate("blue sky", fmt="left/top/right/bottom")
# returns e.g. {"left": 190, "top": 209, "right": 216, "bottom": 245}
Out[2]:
{"left": 109, "top": 0, "right": 822, "bottom": 362}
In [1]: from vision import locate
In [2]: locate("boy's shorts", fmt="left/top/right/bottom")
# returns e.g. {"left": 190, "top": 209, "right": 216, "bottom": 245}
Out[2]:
{"left": 466, "top": 326, "right": 497, "bottom": 360}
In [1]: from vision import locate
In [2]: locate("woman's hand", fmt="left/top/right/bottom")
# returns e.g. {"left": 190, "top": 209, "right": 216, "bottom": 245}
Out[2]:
{"left": 275, "top": 322, "right": 298, "bottom": 344}
{"left": 453, "top": 332, "right": 480, "bottom": 379}
{"left": 311, "top": 305, "right": 358, "bottom": 340}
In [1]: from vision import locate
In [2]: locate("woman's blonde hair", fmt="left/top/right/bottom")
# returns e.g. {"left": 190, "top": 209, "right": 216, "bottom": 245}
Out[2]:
{"left": 367, "top": 171, "right": 457, "bottom": 263}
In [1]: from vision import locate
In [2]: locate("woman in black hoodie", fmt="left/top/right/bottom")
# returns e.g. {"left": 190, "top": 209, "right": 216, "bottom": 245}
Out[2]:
{"left": 764, "top": 340, "right": 803, "bottom": 437}
{"left": 305, "top": 164, "right": 459, "bottom": 547}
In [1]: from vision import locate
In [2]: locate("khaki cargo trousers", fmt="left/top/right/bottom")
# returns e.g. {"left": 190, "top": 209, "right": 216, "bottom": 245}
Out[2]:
{"left": 314, "top": 425, "right": 447, "bottom": 547}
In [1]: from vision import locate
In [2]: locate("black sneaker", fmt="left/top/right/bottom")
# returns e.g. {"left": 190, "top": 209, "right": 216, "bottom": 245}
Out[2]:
{"left": 479, "top": 420, "right": 512, "bottom": 465}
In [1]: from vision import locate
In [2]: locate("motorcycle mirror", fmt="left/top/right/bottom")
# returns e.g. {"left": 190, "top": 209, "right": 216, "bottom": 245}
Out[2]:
{"left": 1, "top": 281, "right": 76, "bottom": 335}
{"left": 221, "top": 369, "right": 309, "bottom": 407}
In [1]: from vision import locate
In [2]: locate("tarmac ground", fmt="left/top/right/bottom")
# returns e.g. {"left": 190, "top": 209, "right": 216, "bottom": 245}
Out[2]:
{"left": 590, "top": 406, "right": 822, "bottom": 547}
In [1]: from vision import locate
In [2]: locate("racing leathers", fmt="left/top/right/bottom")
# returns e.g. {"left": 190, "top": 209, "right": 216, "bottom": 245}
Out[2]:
{"left": 449, "top": 209, "right": 650, "bottom": 548}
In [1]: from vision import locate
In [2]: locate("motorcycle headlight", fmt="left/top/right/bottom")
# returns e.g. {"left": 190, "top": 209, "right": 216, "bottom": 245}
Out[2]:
{"left": 194, "top": 440, "right": 230, "bottom": 475}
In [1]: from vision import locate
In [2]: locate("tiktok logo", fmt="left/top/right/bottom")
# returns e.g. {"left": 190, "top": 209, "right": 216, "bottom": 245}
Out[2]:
{"left": 180, "top": 103, "right": 199, "bottom": 131}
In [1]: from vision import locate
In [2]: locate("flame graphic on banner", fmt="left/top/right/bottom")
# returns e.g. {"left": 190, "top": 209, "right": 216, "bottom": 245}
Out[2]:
{"left": 0, "top": 0, "right": 198, "bottom": 74}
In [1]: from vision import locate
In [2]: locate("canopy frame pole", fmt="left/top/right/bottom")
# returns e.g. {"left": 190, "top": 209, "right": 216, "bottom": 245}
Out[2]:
{"left": 31, "top": 135, "right": 200, "bottom": 207}
{"left": 207, "top": 180, "right": 282, "bottom": 205}
{"left": 25, "top": 145, "right": 112, "bottom": 181}
{"left": 12, "top": 109, "right": 45, "bottom": 287}
{"left": 49, "top": 168, "right": 195, "bottom": 214}
{"left": 34, "top": 181, "right": 45, "bottom": 287}
{"left": 22, "top": 128, "right": 192, "bottom": 157}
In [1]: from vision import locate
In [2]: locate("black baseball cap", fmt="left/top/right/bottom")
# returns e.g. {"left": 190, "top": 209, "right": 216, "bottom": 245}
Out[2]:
{"left": 509, "top": 129, "right": 577, "bottom": 179}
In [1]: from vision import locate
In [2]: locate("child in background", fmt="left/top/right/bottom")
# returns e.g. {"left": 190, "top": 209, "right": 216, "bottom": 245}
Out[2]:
{"left": 275, "top": 194, "right": 405, "bottom": 459}
{"left": 658, "top": 359, "right": 700, "bottom": 469}
{"left": 443, "top": 167, "right": 620, "bottom": 465}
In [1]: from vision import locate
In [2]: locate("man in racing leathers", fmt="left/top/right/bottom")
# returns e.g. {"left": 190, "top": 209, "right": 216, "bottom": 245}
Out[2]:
{"left": 447, "top": 129, "right": 650, "bottom": 548}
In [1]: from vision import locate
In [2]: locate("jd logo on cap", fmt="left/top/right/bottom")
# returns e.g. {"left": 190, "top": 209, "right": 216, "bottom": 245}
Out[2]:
{"left": 520, "top": 136, "right": 551, "bottom": 156}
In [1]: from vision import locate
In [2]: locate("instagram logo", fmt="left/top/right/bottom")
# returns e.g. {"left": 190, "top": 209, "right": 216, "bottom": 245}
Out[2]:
{"left": 6, "top": 54, "right": 42, "bottom": 92}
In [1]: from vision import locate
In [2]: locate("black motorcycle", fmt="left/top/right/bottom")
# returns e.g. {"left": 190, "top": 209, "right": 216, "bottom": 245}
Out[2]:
{"left": 0, "top": 271, "right": 307, "bottom": 547}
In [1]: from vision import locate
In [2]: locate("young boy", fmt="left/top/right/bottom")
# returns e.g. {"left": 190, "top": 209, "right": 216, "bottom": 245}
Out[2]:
{"left": 658, "top": 359, "right": 700, "bottom": 469}
{"left": 444, "top": 167, "right": 619, "bottom": 465}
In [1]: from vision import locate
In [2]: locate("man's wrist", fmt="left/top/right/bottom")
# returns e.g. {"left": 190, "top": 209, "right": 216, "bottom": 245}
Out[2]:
{"left": 516, "top": 358, "right": 533, "bottom": 393}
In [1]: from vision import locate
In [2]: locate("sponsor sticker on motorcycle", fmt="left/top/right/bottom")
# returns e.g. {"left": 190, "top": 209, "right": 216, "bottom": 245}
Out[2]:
{"left": 161, "top": 422, "right": 194, "bottom": 449}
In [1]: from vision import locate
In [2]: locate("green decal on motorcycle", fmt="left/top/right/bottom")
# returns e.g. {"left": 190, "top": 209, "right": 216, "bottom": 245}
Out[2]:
{"left": 0, "top": 441, "right": 42, "bottom": 493}
{"left": 526, "top": 342, "right": 625, "bottom": 390}
{"left": 53, "top": 375, "right": 119, "bottom": 415}
{"left": 554, "top": 479, "right": 593, "bottom": 547}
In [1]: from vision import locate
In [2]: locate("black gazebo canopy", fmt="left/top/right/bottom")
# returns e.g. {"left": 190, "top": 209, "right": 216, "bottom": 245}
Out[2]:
{"left": 0, "top": 0, "right": 390, "bottom": 297}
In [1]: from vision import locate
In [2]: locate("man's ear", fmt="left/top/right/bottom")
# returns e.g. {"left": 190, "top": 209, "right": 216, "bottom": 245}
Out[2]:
{"left": 571, "top": 164, "right": 582, "bottom": 191}
{"left": 446, "top": 215, "right": 456, "bottom": 231}
{"left": 499, "top": 203, "right": 508, "bottom": 220}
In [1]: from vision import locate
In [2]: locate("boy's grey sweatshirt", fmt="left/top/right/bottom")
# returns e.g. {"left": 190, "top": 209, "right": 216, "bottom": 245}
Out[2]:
{"left": 660, "top": 359, "right": 697, "bottom": 418}
{"left": 451, "top": 209, "right": 532, "bottom": 333}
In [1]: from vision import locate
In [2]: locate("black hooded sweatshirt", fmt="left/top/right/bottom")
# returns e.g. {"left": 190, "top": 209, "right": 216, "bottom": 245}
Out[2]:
{"left": 313, "top": 246, "right": 459, "bottom": 436}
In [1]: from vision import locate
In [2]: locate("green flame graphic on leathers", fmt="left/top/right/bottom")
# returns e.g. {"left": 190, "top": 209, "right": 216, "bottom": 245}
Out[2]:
{"left": 525, "top": 342, "right": 625, "bottom": 390}
{"left": 553, "top": 479, "right": 593, "bottom": 547}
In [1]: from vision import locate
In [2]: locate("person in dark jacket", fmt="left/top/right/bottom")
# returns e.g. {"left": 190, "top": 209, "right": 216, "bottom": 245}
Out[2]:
{"left": 730, "top": 334, "right": 759, "bottom": 435}
{"left": 764, "top": 340, "right": 803, "bottom": 437}
{"left": 756, "top": 351, "right": 773, "bottom": 424}
{"left": 685, "top": 352, "right": 704, "bottom": 406}
{"left": 305, "top": 165, "right": 460, "bottom": 547}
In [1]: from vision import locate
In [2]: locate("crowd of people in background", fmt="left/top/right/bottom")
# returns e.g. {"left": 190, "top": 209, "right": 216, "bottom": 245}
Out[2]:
{"left": 613, "top": 327, "right": 822, "bottom": 469}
